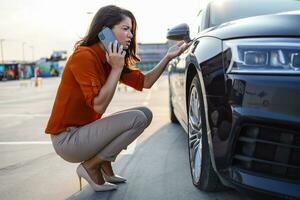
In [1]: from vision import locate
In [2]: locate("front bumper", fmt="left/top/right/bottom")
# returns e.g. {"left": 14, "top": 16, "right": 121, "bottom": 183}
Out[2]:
{"left": 230, "top": 168, "right": 300, "bottom": 199}
{"left": 213, "top": 74, "right": 300, "bottom": 198}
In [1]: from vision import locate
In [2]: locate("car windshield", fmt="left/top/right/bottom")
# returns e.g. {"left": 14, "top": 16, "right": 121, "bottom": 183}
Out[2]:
{"left": 209, "top": 0, "right": 300, "bottom": 27}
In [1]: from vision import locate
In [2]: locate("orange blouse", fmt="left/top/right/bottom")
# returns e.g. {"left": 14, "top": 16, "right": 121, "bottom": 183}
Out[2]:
{"left": 45, "top": 43, "right": 144, "bottom": 135}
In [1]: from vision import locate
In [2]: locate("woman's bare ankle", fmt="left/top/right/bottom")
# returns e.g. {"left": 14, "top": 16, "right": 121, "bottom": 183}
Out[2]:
{"left": 101, "top": 161, "right": 114, "bottom": 176}
{"left": 82, "top": 162, "right": 105, "bottom": 185}
{"left": 83, "top": 157, "right": 104, "bottom": 170}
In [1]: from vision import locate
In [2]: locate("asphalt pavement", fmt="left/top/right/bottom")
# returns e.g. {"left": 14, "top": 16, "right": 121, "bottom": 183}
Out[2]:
{"left": 0, "top": 75, "right": 249, "bottom": 200}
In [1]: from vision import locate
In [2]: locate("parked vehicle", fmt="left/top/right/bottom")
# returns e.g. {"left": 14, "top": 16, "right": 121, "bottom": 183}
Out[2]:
{"left": 166, "top": 0, "right": 300, "bottom": 199}
{"left": 35, "top": 51, "right": 67, "bottom": 77}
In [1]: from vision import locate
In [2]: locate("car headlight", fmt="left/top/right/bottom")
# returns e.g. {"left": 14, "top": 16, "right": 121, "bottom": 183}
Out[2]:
{"left": 224, "top": 38, "right": 300, "bottom": 74}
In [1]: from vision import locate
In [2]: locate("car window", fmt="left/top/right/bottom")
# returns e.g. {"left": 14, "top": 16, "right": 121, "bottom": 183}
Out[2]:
{"left": 190, "top": 9, "right": 203, "bottom": 38}
{"left": 196, "top": 10, "right": 203, "bottom": 33}
{"left": 209, "top": 0, "right": 300, "bottom": 27}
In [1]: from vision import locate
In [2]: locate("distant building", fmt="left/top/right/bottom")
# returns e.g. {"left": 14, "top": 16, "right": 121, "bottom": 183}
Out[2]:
{"left": 0, "top": 62, "right": 35, "bottom": 81}
{"left": 136, "top": 42, "right": 173, "bottom": 71}
{"left": 0, "top": 51, "right": 67, "bottom": 81}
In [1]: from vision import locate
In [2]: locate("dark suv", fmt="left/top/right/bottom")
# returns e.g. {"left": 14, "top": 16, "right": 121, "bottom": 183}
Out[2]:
{"left": 166, "top": 0, "right": 300, "bottom": 199}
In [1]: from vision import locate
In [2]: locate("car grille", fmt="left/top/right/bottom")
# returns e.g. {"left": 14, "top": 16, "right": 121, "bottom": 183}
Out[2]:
{"left": 233, "top": 124, "right": 300, "bottom": 182}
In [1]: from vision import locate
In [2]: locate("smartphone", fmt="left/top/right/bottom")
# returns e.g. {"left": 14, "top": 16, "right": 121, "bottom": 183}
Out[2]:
{"left": 98, "top": 27, "right": 119, "bottom": 52}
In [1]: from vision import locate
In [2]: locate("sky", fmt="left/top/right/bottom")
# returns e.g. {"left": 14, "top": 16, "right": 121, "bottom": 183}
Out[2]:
{"left": 0, "top": 0, "right": 203, "bottom": 61}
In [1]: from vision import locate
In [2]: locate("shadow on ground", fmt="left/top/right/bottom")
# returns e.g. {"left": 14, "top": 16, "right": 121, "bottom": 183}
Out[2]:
{"left": 66, "top": 123, "right": 248, "bottom": 200}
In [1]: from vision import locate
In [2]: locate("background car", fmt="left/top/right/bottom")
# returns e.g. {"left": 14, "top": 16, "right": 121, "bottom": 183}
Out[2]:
{"left": 166, "top": 0, "right": 300, "bottom": 199}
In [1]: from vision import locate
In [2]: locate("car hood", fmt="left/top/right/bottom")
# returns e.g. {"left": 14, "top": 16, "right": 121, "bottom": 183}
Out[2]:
{"left": 200, "top": 11, "right": 300, "bottom": 40}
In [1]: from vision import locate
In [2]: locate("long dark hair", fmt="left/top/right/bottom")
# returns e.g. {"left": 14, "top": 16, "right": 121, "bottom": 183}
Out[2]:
{"left": 74, "top": 5, "right": 140, "bottom": 73}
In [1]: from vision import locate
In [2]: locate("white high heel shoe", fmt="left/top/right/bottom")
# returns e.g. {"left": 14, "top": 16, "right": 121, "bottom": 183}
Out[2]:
{"left": 101, "top": 169, "right": 127, "bottom": 183}
{"left": 76, "top": 164, "right": 118, "bottom": 192}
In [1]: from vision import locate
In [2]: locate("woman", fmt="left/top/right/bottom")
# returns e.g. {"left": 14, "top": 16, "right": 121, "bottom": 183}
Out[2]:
{"left": 45, "top": 5, "right": 190, "bottom": 192}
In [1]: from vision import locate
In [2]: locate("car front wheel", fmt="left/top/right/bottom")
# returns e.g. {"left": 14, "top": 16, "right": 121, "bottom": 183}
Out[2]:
{"left": 188, "top": 75, "right": 221, "bottom": 191}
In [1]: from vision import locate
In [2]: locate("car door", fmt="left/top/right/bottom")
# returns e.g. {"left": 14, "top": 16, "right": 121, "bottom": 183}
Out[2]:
{"left": 169, "top": 7, "right": 206, "bottom": 124}
{"left": 173, "top": 53, "right": 187, "bottom": 120}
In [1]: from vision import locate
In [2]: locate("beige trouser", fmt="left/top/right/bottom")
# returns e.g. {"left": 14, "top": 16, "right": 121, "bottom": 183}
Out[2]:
{"left": 51, "top": 106, "right": 152, "bottom": 163}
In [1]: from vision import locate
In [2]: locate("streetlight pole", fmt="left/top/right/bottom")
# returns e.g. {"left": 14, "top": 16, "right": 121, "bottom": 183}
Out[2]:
{"left": 0, "top": 39, "right": 4, "bottom": 64}
{"left": 22, "top": 42, "right": 26, "bottom": 62}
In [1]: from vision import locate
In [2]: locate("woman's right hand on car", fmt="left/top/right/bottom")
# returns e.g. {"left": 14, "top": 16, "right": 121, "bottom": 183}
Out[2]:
{"left": 106, "top": 40, "right": 126, "bottom": 71}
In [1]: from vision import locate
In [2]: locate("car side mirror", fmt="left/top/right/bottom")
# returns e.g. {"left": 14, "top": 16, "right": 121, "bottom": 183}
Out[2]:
{"left": 166, "top": 23, "right": 191, "bottom": 42}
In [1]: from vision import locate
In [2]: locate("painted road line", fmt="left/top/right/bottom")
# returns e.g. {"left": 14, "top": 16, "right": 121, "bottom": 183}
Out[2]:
{"left": 0, "top": 140, "right": 137, "bottom": 155}
{"left": 0, "top": 114, "right": 49, "bottom": 117}
{"left": 0, "top": 141, "right": 52, "bottom": 145}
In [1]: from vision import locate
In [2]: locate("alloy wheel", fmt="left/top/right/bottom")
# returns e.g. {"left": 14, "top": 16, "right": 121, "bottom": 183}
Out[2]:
{"left": 188, "top": 85, "right": 203, "bottom": 183}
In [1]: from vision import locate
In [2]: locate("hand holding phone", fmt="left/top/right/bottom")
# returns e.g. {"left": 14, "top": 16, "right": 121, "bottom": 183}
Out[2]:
{"left": 98, "top": 27, "right": 120, "bottom": 52}
{"left": 98, "top": 27, "right": 126, "bottom": 70}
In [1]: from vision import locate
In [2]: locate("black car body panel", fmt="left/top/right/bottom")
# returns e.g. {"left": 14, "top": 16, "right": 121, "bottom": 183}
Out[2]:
{"left": 215, "top": 73, "right": 300, "bottom": 196}
{"left": 167, "top": 0, "right": 300, "bottom": 198}
{"left": 203, "top": 13, "right": 300, "bottom": 40}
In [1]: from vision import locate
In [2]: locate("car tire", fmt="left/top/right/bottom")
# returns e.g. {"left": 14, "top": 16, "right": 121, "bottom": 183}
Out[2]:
{"left": 188, "top": 75, "right": 222, "bottom": 191}
{"left": 169, "top": 87, "right": 179, "bottom": 123}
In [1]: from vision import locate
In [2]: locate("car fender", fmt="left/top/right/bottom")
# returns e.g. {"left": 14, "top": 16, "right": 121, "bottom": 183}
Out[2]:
{"left": 185, "top": 37, "right": 227, "bottom": 183}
